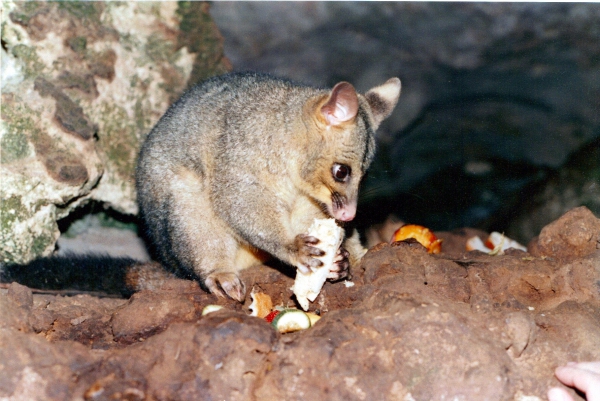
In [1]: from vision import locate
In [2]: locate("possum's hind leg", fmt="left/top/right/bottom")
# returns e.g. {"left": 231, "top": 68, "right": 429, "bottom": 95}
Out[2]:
{"left": 165, "top": 169, "right": 247, "bottom": 301}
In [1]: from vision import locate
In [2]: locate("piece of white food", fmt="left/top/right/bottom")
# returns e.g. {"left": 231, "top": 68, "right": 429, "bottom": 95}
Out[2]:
{"left": 202, "top": 305, "right": 223, "bottom": 315}
{"left": 292, "top": 218, "right": 344, "bottom": 311}
{"left": 466, "top": 232, "right": 527, "bottom": 255}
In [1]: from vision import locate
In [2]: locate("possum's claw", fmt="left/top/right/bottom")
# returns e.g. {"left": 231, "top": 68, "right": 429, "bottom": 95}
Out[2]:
{"left": 205, "top": 272, "right": 246, "bottom": 302}
{"left": 293, "top": 234, "right": 325, "bottom": 272}
{"left": 327, "top": 247, "right": 350, "bottom": 280}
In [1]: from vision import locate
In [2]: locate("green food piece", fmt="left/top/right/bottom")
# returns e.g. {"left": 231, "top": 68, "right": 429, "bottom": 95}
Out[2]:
{"left": 271, "top": 309, "right": 311, "bottom": 333}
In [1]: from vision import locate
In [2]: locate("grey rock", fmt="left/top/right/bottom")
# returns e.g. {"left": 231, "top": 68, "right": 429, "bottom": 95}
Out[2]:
{"left": 1, "top": 2, "right": 230, "bottom": 263}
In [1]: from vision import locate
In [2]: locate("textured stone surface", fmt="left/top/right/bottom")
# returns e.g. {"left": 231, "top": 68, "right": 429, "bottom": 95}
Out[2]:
{"left": 1, "top": 208, "right": 598, "bottom": 400}
{"left": 528, "top": 206, "right": 600, "bottom": 261}
{"left": 1, "top": 2, "right": 230, "bottom": 264}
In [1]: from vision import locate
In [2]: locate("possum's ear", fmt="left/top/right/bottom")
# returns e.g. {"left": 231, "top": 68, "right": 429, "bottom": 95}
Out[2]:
{"left": 365, "top": 78, "right": 401, "bottom": 129}
{"left": 320, "top": 82, "right": 359, "bottom": 126}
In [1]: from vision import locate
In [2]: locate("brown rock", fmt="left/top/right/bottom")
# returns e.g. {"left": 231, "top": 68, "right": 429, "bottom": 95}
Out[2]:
{"left": 7, "top": 281, "right": 33, "bottom": 307}
{"left": 239, "top": 264, "right": 296, "bottom": 307}
{"left": 528, "top": 206, "right": 600, "bottom": 261}
{"left": 111, "top": 279, "right": 209, "bottom": 344}
{"left": 1, "top": 211, "right": 599, "bottom": 400}
{"left": 83, "top": 311, "right": 278, "bottom": 400}
{"left": 41, "top": 294, "right": 126, "bottom": 348}
{"left": 0, "top": 290, "right": 33, "bottom": 333}
{"left": 259, "top": 293, "right": 515, "bottom": 401}
{"left": 0, "top": 329, "right": 98, "bottom": 401}
{"left": 503, "top": 311, "right": 536, "bottom": 358}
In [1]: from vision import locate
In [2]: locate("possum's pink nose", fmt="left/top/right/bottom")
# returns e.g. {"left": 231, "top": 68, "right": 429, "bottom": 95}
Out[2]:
{"left": 334, "top": 201, "right": 356, "bottom": 222}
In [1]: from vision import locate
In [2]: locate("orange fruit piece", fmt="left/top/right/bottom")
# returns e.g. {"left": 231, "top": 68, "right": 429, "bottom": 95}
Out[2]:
{"left": 391, "top": 224, "right": 442, "bottom": 254}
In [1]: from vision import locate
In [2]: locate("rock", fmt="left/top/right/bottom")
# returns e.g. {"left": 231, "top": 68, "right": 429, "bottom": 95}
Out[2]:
{"left": 0, "top": 289, "right": 32, "bottom": 333}
{"left": 503, "top": 312, "right": 536, "bottom": 358}
{"left": 80, "top": 311, "right": 278, "bottom": 401}
{"left": 239, "top": 264, "right": 296, "bottom": 307}
{"left": 42, "top": 294, "right": 126, "bottom": 347}
{"left": 111, "top": 280, "right": 206, "bottom": 344}
{"left": 0, "top": 329, "right": 99, "bottom": 401}
{"left": 528, "top": 206, "right": 600, "bottom": 261}
{"left": 259, "top": 295, "right": 515, "bottom": 401}
{"left": 6, "top": 281, "right": 33, "bottom": 307}
{"left": 0, "top": 208, "right": 599, "bottom": 399}
{"left": 1, "top": 2, "right": 230, "bottom": 264}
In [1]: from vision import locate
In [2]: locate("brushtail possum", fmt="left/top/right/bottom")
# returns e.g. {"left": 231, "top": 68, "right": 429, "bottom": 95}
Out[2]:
{"left": 136, "top": 72, "right": 401, "bottom": 301}
{"left": 1, "top": 72, "right": 400, "bottom": 301}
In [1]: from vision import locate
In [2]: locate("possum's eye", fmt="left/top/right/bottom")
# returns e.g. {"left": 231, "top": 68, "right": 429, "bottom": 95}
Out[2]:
{"left": 332, "top": 163, "right": 351, "bottom": 183}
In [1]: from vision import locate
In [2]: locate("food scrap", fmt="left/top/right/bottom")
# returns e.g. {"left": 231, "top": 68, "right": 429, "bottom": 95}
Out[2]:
{"left": 466, "top": 232, "right": 526, "bottom": 255}
{"left": 391, "top": 224, "right": 442, "bottom": 254}
{"left": 201, "top": 305, "right": 224, "bottom": 316}
{"left": 292, "top": 218, "right": 344, "bottom": 311}
{"left": 248, "top": 290, "right": 274, "bottom": 318}
{"left": 249, "top": 291, "right": 321, "bottom": 333}
{"left": 264, "top": 310, "right": 280, "bottom": 323}
{"left": 270, "top": 309, "right": 312, "bottom": 333}
{"left": 305, "top": 311, "right": 321, "bottom": 326}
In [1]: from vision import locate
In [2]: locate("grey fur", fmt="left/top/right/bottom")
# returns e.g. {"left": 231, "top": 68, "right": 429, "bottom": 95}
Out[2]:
{"left": 136, "top": 72, "right": 400, "bottom": 300}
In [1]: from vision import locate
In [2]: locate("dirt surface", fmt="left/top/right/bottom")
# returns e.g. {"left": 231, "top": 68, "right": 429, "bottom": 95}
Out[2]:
{"left": 1, "top": 207, "right": 599, "bottom": 400}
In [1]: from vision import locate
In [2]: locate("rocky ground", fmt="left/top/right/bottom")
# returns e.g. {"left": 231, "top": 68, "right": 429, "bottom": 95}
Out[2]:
{"left": 1, "top": 206, "right": 599, "bottom": 401}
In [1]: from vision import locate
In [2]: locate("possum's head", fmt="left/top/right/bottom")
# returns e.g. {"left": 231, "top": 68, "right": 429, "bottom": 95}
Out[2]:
{"left": 300, "top": 78, "right": 401, "bottom": 222}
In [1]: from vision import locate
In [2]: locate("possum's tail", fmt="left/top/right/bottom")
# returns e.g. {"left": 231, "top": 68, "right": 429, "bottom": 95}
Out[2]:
{"left": 0, "top": 254, "right": 175, "bottom": 297}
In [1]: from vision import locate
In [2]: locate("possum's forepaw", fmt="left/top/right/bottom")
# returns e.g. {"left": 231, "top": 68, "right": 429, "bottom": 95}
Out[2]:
{"left": 293, "top": 234, "right": 326, "bottom": 273}
{"left": 328, "top": 247, "right": 350, "bottom": 281}
{"left": 205, "top": 272, "right": 246, "bottom": 302}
